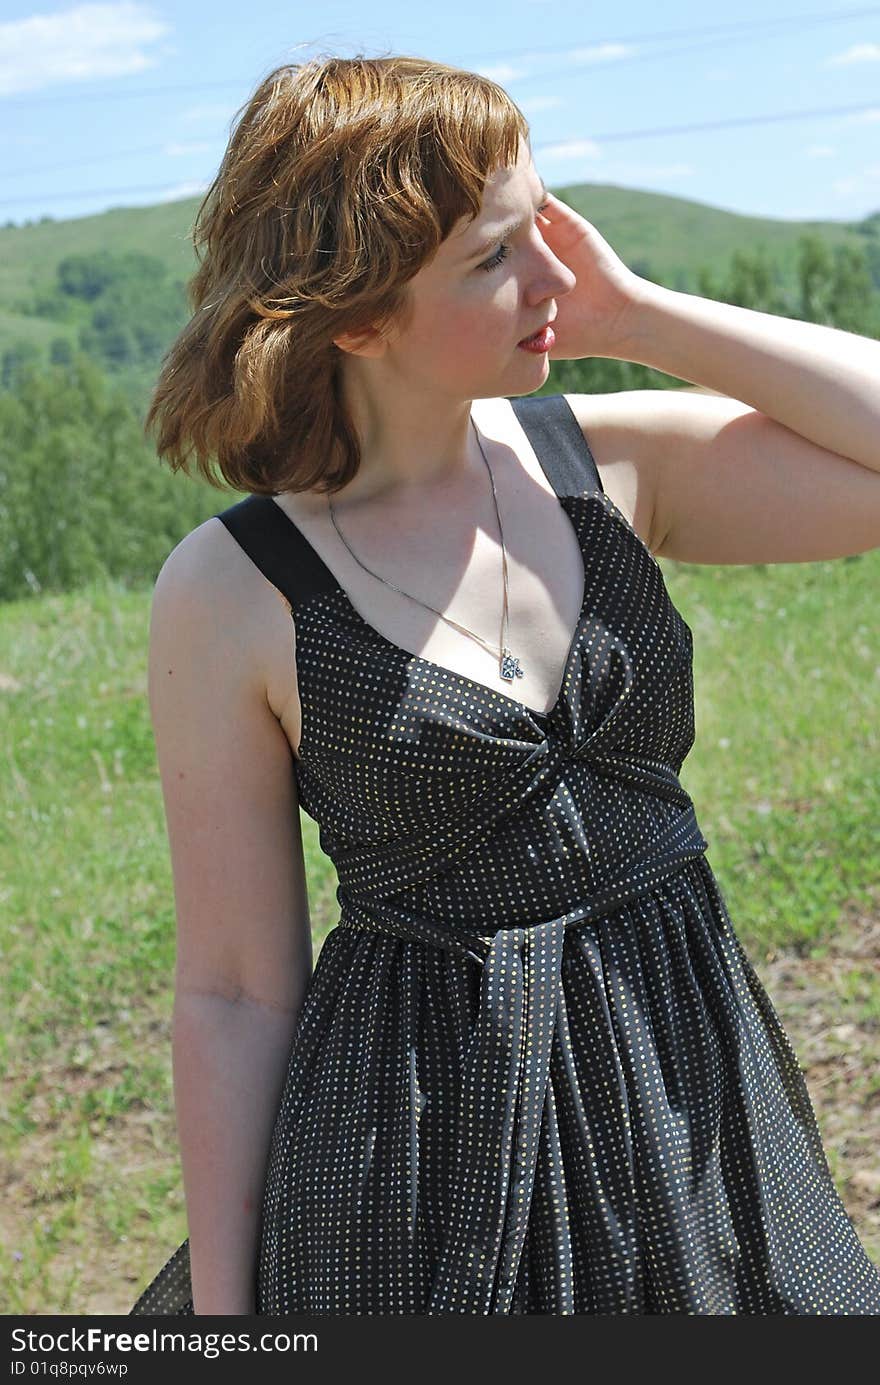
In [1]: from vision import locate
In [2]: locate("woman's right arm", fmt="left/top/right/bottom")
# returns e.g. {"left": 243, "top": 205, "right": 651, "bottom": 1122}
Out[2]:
{"left": 148, "top": 523, "right": 313, "bottom": 1315}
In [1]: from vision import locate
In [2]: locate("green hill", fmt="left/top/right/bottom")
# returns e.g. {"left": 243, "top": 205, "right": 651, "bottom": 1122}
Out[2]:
{"left": 2, "top": 183, "right": 878, "bottom": 360}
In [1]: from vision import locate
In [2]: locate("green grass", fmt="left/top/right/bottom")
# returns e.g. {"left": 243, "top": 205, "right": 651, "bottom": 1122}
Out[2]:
{"left": 672, "top": 550, "right": 879, "bottom": 950}
{"left": 1, "top": 549, "right": 878, "bottom": 1311}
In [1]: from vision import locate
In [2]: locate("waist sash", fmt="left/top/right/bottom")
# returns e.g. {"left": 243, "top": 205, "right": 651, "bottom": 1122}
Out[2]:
{"left": 336, "top": 800, "right": 709, "bottom": 1313}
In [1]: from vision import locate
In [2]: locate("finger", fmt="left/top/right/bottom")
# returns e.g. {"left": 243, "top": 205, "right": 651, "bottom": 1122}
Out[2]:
{"left": 542, "top": 191, "right": 576, "bottom": 215}
{"left": 537, "top": 193, "right": 567, "bottom": 224}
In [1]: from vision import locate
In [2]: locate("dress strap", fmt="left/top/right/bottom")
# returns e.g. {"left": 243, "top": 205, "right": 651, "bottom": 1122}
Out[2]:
{"left": 508, "top": 394, "right": 604, "bottom": 499}
{"left": 214, "top": 393, "right": 602, "bottom": 614}
{"left": 213, "top": 495, "right": 340, "bottom": 616}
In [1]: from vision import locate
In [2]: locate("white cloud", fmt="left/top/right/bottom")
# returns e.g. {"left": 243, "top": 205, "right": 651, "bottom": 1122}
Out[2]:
{"left": 615, "top": 162, "right": 695, "bottom": 180}
{"left": 824, "top": 42, "right": 880, "bottom": 68}
{"left": 476, "top": 62, "right": 528, "bottom": 84}
{"left": 180, "top": 101, "right": 234, "bottom": 125}
{"left": 163, "top": 140, "right": 216, "bottom": 158}
{"left": 830, "top": 164, "right": 880, "bottom": 200}
{"left": 537, "top": 138, "right": 603, "bottom": 163}
{"left": 480, "top": 42, "right": 634, "bottom": 86}
{"left": 567, "top": 43, "right": 635, "bottom": 67}
{"left": 155, "top": 178, "right": 210, "bottom": 203}
{"left": 0, "top": 2, "right": 171, "bottom": 96}
{"left": 841, "top": 107, "right": 880, "bottom": 125}
{"left": 518, "top": 94, "right": 564, "bottom": 113}
{"left": 805, "top": 144, "right": 835, "bottom": 159}
{"left": 535, "top": 138, "right": 695, "bottom": 189}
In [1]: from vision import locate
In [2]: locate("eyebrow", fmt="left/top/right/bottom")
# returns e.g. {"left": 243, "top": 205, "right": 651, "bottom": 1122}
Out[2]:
{"left": 461, "top": 176, "right": 549, "bottom": 262}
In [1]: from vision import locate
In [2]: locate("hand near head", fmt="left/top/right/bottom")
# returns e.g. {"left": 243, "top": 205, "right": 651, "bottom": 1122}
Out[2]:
{"left": 537, "top": 191, "right": 652, "bottom": 360}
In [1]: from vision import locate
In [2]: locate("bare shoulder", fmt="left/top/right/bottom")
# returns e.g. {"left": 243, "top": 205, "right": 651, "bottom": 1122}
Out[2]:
{"left": 153, "top": 516, "right": 300, "bottom": 743}
{"left": 560, "top": 390, "right": 676, "bottom": 555}
{"left": 148, "top": 518, "right": 311, "bottom": 1014}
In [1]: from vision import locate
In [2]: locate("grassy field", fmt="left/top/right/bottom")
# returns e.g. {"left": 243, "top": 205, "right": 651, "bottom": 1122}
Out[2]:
{"left": 1, "top": 548, "right": 878, "bottom": 1313}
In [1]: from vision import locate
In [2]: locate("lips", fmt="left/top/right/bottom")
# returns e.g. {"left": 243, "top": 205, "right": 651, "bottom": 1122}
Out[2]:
{"left": 519, "top": 317, "right": 556, "bottom": 344}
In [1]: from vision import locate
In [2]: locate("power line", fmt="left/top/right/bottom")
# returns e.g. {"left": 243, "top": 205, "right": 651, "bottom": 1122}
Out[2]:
{"left": 10, "top": 142, "right": 199, "bottom": 180}
{"left": 3, "top": 4, "right": 878, "bottom": 106}
{"left": 2, "top": 33, "right": 738, "bottom": 183}
{"left": 3, "top": 99, "right": 877, "bottom": 213}
{"left": 486, "top": 4, "right": 880, "bottom": 56}
{"left": 534, "top": 98, "right": 880, "bottom": 147}
{"left": 0, "top": 24, "right": 820, "bottom": 181}
{"left": 1, "top": 31, "right": 744, "bottom": 183}
{"left": 8, "top": 13, "right": 880, "bottom": 185}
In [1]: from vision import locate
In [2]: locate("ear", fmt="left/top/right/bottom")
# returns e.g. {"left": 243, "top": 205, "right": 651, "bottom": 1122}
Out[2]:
{"left": 332, "top": 325, "right": 389, "bottom": 358}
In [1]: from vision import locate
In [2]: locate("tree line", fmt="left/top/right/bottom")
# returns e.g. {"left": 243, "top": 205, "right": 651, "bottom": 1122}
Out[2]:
{"left": 0, "top": 231, "right": 877, "bottom": 603}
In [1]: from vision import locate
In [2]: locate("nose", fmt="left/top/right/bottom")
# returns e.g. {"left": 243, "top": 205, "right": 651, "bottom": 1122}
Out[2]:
{"left": 529, "top": 229, "right": 576, "bottom": 296}
{"left": 547, "top": 251, "right": 577, "bottom": 295}
{"left": 529, "top": 250, "right": 576, "bottom": 305}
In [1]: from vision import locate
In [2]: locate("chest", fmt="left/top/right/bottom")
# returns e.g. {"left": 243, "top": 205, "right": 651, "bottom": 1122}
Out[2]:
{"left": 252, "top": 397, "right": 646, "bottom": 759}
{"left": 271, "top": 497, "right": 696, "bottom": 837}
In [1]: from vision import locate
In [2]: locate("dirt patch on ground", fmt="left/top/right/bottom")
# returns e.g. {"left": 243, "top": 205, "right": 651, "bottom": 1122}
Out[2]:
{"left": 752, "top": 907, "right": 880, "bottom": 1264}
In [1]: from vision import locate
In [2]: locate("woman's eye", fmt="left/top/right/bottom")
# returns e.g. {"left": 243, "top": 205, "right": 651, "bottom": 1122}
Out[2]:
{"left": 480, "top": 243, "right": 509, "bottom": 272}
{"left": 479, "top": 202, "right": 551, "bottom": 273}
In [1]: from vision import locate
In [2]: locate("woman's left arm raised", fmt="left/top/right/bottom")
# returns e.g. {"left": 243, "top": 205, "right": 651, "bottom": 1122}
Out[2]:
{"left": 539, "top": 190, "right": 880, "bottom": 564}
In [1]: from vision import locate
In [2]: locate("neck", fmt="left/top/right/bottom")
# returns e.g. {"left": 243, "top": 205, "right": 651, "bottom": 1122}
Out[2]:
{"left": 322, "top": 367, "right": 496, "bottom": 510}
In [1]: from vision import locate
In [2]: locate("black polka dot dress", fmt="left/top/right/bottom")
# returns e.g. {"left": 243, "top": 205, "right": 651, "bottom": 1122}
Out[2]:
{"left": 130, "top": 393, "right": 880, "bottom": 1315}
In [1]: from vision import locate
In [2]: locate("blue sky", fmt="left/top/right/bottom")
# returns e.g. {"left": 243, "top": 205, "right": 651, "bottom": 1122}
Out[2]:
{"left": 2, "top": 0, "right": 879, "bottom": 227}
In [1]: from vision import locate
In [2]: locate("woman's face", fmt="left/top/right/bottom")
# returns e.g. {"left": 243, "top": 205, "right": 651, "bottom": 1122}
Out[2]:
{"left": 377, "top": 139, "right": 577, "bottom": 397}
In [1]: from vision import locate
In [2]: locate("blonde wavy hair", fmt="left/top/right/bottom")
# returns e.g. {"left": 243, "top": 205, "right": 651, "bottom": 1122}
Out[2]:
{"left": 144, "top": 52, "right": 531, "bottom": 496}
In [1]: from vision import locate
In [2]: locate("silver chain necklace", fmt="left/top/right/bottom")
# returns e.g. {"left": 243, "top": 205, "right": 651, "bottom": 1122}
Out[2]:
{"left": 326, "top": 414, "right": 525, "bottom": 683}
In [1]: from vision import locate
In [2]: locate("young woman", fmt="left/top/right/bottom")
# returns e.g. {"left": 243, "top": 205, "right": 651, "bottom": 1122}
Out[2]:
{"left": 129, "top": 53, "right": 880, "bottom": 1315}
